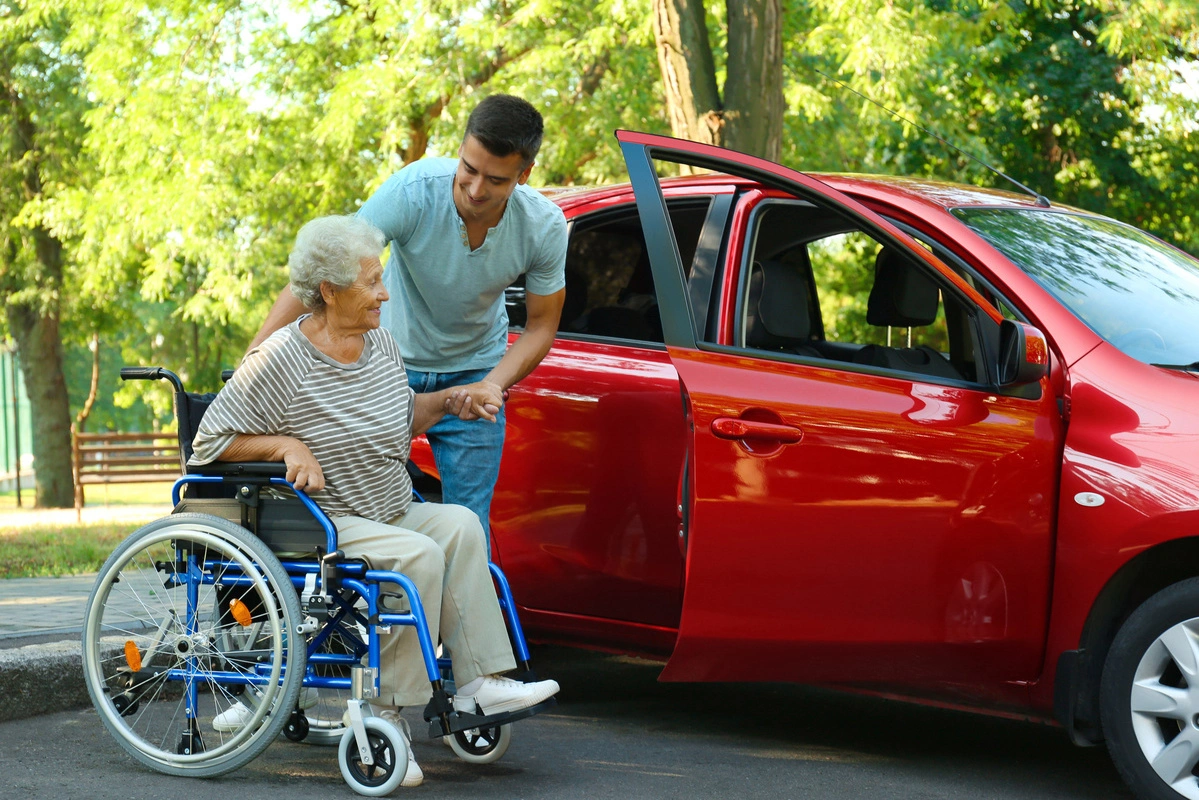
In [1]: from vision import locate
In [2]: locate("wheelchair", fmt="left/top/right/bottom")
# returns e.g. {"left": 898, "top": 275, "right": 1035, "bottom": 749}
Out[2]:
{"left": 81, "top": 367, "right": 553, "bottom": 795}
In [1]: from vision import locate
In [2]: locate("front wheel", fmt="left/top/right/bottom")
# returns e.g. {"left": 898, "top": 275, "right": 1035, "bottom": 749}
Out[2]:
{"left": 338, "top": 717, "right": 409, "bottom": 797}
{"left": 1101, "top": 578, "right": 1199, "bottom": 800}
{"left": 448, "top": 723, "right": 511, "bottom": 764}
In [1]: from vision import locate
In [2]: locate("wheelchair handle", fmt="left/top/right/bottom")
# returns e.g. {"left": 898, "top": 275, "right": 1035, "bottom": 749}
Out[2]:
{"left": 120, "top": 366, "right": 184, "bottom": 393}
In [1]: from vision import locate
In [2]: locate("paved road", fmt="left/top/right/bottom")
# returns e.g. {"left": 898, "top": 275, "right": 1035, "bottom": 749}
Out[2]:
{"left": 0, "top": 645, "right": 1133, "bottom": 800}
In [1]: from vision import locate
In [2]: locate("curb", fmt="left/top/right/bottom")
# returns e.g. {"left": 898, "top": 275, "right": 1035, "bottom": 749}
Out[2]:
{"left": 0, "top": 639, "right": 91, "bottom": 722}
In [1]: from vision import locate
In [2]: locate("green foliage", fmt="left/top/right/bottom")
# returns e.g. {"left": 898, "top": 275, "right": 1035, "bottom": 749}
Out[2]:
{"left": 0, "top": 0, "right": 1193, "bottom": 435}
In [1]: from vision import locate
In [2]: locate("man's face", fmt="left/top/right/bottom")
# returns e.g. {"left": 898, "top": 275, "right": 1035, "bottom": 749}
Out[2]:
{"left": 453, "top": 134, "right": 533, "bottom": 223}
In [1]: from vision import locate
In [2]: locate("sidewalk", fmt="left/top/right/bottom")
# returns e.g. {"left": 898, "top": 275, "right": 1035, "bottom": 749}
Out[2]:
{"left": 0, "top": 503, "right": 171, "bottom": 721}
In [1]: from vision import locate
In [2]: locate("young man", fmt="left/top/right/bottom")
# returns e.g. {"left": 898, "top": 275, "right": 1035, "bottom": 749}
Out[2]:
{"left": 247, "top": 95, "right": 568, "bottom": 554}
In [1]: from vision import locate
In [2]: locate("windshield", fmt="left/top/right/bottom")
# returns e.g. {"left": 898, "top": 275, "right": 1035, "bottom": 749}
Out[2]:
{"left": 953, "top": 208, "right": 1199, "bottom": 367}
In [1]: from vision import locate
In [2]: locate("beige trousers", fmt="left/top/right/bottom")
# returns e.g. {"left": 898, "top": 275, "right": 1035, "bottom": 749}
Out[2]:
{"left": 333, "top": 502, "right": 516, "bottom": 707}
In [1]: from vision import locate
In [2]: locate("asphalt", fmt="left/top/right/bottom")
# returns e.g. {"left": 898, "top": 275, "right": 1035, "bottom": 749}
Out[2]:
{"left": 0, "top": 504, "right": 172, "bottom": 722}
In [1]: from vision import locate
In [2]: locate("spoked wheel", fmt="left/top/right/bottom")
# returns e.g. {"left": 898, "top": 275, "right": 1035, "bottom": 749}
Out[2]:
{"left": 297, "top": 620, "right": 367, "bottom": 745}
{"left": 1102, "top": 578, "right": 1199, "bottom": 800}
{"left": 81, "top": 513, "right": 305, "bottom": 777}
{"left": 448, "top": 722, "right": 511, "bottom": 764}
{"left": 338, "top": 716, "right": 409, "bottom": 796}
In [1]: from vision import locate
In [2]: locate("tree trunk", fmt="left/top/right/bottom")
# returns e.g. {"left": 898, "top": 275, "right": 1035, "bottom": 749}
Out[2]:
{"left": 6, "top": 277, "right": 74, "bottom": 508}
{"left": 75, "top": 334, "right": 100, "bottom": 431}
{"left": 724, "top": 0, "right": 784, "bottom": 161}
{"left": 652, "top": 0, "right": 723, "bottom": 147}
{"left": 2, "top": 72, "right": 75, "bottom": 508}
{"left": 651, "top": 0, "right": 783, "bottom": 162}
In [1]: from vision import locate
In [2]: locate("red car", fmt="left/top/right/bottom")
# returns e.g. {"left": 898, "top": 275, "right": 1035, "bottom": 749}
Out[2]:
{"left": 411, "top": 131, "right": 1199, "bottom": 800}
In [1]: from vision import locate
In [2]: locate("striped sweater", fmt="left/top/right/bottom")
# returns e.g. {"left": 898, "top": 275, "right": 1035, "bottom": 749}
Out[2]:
{"left": 190, "top": 318, "right": 416, "bottom": 521}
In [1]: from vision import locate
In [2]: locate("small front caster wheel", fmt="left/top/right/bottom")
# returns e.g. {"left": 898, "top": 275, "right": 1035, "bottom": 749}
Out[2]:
{"left": 449, "top": 722, "right": 511, "bottom": 764}
{"left": 283, "top": 710, "right": 309, "bottom": 742}
{"left": 338, "top": 716, "right": 408, "bottom": 796}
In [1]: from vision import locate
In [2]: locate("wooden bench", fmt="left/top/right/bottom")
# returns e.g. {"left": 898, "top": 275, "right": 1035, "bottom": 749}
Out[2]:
{"left": 72, "top": 431, "right": 182, "bottom": 514}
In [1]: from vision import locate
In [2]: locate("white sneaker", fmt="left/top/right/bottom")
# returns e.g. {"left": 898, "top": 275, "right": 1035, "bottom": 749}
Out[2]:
{"left": 452, "top": 676, "right": 560, "bottom": 717}
{"left": 213, "top": 687, "right": 317, "bottom": 732}
{"left": 212, "top": 700, "right": 254, "bottom": 732}
{"left": 378, "top": 710, "right": 423, "bottom": 788}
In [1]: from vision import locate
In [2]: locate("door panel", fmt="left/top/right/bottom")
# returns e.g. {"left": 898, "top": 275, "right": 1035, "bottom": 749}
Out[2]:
{"left": 659, "top": 348, "right": 1059, "bottom": 683}
{"left": 617, "top": 131, "right": 1062, "bottom": 686}
{"left": 492, "top": 338, "right": 686, "bottom": 630}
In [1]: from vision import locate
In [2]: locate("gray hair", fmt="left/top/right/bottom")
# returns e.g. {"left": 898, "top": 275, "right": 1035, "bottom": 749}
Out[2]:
{"left": 288, "top": 215, "right": 386, "bottom": 309}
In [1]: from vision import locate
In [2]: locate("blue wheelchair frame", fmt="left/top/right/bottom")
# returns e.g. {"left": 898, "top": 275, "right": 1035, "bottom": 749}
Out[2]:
{"left": 165, "top": 471, "right": 538, "bottom": 740}
{"left": 167, "top": 474, "right": 533, "bottom": 718}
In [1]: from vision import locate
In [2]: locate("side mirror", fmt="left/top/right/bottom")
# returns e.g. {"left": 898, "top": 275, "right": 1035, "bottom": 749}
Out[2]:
{"left": 998, "top": 319, "right": 1050, "bottom": 386}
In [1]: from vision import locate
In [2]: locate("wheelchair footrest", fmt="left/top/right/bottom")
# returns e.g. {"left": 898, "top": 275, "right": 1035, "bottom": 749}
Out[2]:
{"left": 425, "top": 697, "right": 557, "bottom": 739}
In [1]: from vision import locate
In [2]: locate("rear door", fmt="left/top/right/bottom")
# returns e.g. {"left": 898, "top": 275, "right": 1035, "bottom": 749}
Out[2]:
{"left": 618, "top": 131, "right": 1063, "bottom": 685}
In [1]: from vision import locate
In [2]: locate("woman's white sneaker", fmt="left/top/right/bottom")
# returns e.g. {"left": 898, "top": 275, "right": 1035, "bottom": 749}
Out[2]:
{"left": 212, "top": 701, "right": 254, "bottom": 732}
{"left": 211, "top": 688, "right": 318, "bottom": 732}
{"left": 452, "top": 676, "right": 560, "bottom": 716}
{"left": 378, "top": 710, "right": 423, "bottom": 787}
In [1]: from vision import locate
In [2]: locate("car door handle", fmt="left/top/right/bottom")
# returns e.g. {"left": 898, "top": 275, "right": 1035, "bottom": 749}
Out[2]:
{"left": 711, "top": 417, "right": 803, "bottom": 444}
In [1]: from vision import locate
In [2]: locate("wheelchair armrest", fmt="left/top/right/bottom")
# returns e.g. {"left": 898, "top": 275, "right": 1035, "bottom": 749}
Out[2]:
{"left": 187, "top": 462, "right": 289, "bottom": 479}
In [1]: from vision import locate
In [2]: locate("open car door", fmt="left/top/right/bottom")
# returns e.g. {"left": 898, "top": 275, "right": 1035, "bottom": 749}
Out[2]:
{"left": 617, "top": 130, "right": 1061, "bottom": 686}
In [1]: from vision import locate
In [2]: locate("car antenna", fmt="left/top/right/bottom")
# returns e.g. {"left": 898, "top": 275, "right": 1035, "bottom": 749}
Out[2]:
{"left": 813, "top": 67, "right": 1051, "bottom": 208}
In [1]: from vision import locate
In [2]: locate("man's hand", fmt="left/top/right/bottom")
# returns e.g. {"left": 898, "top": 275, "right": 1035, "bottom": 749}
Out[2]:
{"left": 446, "top": 380, "right": 504, "bottom": 422}
{"left": 282, "top": 441, "right": 325, "bottom": 492}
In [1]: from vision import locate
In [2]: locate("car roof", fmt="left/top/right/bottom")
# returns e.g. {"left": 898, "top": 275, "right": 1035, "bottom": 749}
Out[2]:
{"left": 543, "top": 172, "right": 1056, "bottom": 215}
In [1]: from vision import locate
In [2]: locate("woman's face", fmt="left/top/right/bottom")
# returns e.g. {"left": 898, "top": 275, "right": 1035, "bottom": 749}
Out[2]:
{"left": 324, "top": 255, "right": 388, "bottom": 332}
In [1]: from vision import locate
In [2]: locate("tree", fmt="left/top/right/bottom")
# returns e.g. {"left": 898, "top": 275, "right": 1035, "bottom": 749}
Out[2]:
{"left": 651, "top": 0, "right": 784, "bottom": 160}
{"left": 0, "top": 2, "right": 89, "bottom": 507}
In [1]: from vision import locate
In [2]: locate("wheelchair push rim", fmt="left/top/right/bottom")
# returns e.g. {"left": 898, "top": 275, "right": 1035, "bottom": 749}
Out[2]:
{"left": 81, "top": 514, "right": 306, "bottom": 777}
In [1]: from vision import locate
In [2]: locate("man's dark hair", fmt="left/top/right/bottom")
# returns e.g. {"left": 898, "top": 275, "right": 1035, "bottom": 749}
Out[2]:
{"left": 464, "top": 94, "right": 544, "bottom": 166}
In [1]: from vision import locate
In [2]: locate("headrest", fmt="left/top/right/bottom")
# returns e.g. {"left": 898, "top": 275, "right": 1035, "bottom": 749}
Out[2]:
{"left": 754, "top": 259, "right": 812, "bottom": 342}
{"left": 866, "top": 249, "right": 939, "bottom": 327}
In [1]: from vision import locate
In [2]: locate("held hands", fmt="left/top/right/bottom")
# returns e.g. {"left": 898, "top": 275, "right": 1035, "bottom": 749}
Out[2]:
{"left": 282, "top": 441, "right": 325, "bottom": 493}
{"left": 444, "top": 380, "right": 504, "bottom": 422}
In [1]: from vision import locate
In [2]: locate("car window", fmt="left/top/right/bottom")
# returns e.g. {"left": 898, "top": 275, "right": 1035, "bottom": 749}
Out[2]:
{"left": 508, "top": 199, "right": 710, "bottom": 344}
{"left": 955, "top": 207, "right": 1199, "bottom": 366}
{"left": 738, "top": 199, "right": 982, "bottom": 384}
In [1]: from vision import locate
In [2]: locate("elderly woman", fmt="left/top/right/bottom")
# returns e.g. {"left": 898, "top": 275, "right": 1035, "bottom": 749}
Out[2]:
{"left": 189, "top": 215, "right": 558, "bottom": 787}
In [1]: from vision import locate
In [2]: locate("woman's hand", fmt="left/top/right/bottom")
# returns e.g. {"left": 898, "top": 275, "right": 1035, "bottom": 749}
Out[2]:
{"left": 282, "top": 441, "right": 325, "bottom": 492}
{"left": 446, "top": 380, "right": 504, "bottom": 422}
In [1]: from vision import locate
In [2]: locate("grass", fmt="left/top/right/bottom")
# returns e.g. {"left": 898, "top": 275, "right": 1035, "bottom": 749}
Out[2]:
{"left": 0, "top": 481, "right": 172, "bottom": 510}
{"left": 0, "top": 521, "right": 150, "bottom": 579}
{"left": 0, "top": 482, "right": 172, "bottom": 578}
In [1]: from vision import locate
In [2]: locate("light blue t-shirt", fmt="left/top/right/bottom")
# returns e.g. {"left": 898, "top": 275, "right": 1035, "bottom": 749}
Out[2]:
{"left": 358, "top": 157, "right": 568, "bottom": 372}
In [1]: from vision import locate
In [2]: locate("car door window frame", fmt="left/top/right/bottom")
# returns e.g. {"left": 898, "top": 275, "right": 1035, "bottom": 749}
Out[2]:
{"left": 728, "top": 193, "right": 992, "bottom": 389}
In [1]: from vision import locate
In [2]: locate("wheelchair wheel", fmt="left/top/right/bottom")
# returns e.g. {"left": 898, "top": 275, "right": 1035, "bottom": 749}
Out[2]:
{"left": 297, "top": 621, "right": 365, "bottom": 746}
{"left": 448, "top": 722, "right": 511, "bottom": 764}
{"left": 82, "top": 513, "right": 305, "bottom": 777}
{"left": 338, "top": 716, "right": 409, "bottom": 796}
{"left": 214, "top": 596, "right": 361, "bottom": 747}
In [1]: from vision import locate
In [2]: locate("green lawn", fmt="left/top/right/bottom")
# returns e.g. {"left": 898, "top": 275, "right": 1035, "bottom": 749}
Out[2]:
{"left": 0, "top": 481, "right": 172, "bottom": 510}
{"left": 0, "top": 482, "right": 171, "bottom": 578}
{"left": 0, "top": 521, "right": 146, "bottom": 579}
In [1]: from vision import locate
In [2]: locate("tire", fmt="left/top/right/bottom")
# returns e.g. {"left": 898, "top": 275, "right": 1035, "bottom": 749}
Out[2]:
{"left": 299, "top": 619, "right": 367, "bottom": 746}
{"left": 338, "top": 717, "right": 409, "bottom": 796}
{"left": 448, "top": 722, "right": 511, "bottom": 764}
{"left": 82, "top": 514, "right": 306, "bottom": 777}
{"left": 1101, "top": 578, "right": 1199, "bottom": 800}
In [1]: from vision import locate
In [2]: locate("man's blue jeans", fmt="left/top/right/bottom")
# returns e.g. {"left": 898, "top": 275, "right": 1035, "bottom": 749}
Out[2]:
{"left": 406, "top": 368, "right": 506, "bottom": 558}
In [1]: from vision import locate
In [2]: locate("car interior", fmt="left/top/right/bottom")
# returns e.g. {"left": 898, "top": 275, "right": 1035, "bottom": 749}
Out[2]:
{"left": 737, "top": 198, "right": 982, "bottom": 383}
{"left": 506, "top": 199, "right": 709, "bottom": 344}
{"left": 505, "top": 190, "right": 985, "bottom": 384}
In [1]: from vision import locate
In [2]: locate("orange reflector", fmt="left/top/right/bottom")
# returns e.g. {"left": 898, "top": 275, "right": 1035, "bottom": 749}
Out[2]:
{"left": 229, "top": 598, "right": 253, "bottom": 627}
{"left": 124, "top": 640, "right": 142, "bottom": 672}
